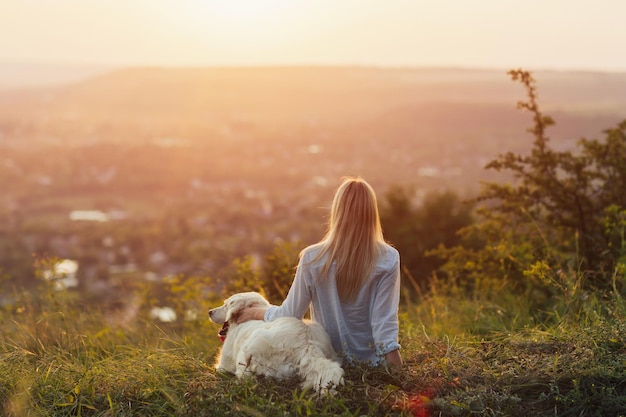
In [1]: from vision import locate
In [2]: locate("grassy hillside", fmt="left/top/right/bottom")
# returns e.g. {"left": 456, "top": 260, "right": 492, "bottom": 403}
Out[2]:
{"left": 1, "top": 272, "right": 624, "bottom": 417}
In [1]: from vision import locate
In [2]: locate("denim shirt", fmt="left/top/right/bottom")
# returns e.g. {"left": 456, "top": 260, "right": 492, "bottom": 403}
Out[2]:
{"left": 264, "top": 242, "right": 401, "bottom": 365}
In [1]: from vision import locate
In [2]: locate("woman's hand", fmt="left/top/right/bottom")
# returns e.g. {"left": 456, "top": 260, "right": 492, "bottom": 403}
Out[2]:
{"left": 236, "top": 307, "right": 267, "bottom": 324}
{"left": 385, "top": 349, "right": 403, "bottom": 366}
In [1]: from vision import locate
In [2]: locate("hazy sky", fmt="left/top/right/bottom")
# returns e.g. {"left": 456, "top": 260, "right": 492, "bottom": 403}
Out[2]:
{"left": 1, "top": 0, "right": 625, "bottom": 71}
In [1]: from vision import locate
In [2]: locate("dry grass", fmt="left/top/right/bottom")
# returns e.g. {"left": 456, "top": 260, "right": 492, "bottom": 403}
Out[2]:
{"left": 1, "top": 274, "right": 625, "bottom": 416}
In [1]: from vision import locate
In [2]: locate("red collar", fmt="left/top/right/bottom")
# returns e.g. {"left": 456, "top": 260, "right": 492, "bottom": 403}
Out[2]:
{"left": 218, "top": 321, "right": 229, "bottom": 342}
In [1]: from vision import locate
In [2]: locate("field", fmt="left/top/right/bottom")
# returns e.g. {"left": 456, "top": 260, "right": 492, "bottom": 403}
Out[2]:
{"left": 1, "top": 67, "right": 625, "bottom": 416}
{"left": 1, "top": 271, "right": 625, "bottom": 417}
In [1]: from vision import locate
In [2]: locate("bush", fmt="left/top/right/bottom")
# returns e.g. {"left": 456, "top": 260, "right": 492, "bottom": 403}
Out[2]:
{"left": 439, "top": 70, "right": 626, "bottom": 301}
{"left": 380, "top": 187, "right": 475, "bottom": 289}
{"left": 222, "top": 240, "right": 303, "bottom": 304}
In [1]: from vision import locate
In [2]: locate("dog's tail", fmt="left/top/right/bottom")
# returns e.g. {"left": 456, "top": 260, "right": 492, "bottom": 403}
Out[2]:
{"left": 298, "top": 345, "right": 344, "bottom": 395}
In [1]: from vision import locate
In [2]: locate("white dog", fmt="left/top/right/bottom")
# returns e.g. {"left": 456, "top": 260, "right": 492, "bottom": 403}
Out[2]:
{"left": 209, "top": 292, "right": 344, "bottom": 394}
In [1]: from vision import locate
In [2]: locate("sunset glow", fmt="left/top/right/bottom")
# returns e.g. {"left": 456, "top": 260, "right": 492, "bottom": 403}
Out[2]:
{"left": 1, "top": 0, "right": 626, "bottom": 70}
{"left": 1, "top": 1, "right": 625, "bottom": 415}
{"left": 163, "top": 0, "right": 305, "bottom": 39}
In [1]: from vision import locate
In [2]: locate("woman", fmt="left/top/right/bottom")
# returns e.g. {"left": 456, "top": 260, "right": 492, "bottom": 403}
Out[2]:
{"left": 237, "top": 177, "right": 402, "bottom": 366}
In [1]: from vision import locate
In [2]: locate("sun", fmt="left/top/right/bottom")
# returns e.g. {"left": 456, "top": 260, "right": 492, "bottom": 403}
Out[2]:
{"left": 147, "top": 0, "right": 317, "bottom": 64}
{"left": 172, "top": 0, "right": 302, "bottom": 36}
{"left": 207, "top": 0, "right": 287, "bottom": 21}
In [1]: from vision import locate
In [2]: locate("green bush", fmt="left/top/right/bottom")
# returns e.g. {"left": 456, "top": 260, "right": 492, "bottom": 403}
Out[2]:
{"left": 222, "top": 240, "right": 303, "bottom": 304}
{"left": 439, "top": 70, "right": 626, "bottom": 303}
{"left": 380, "top": 187, "right": 475, "bottom": 289}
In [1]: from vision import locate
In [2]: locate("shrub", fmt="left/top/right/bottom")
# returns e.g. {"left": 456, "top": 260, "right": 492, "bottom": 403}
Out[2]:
{"left": 439, "top": 70, "right": 626, "bottom": 302}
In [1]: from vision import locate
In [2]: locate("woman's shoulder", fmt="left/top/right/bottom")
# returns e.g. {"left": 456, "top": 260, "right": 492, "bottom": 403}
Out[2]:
{"left": 380, "top": 242, "right": 399, "bottom": 258}
{"left": 300, "top": 243, "right": 326, "bottom": 264}
{"left": 376, "top": 243, "right": 400, "bottom": 268}
{"left": 302, "top": 242, "right": 323, "bottom": 255}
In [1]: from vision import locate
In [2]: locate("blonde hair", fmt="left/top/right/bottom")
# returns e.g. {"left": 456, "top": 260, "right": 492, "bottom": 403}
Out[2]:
{"left": 311, "top": 177, "right": 385, "bottom": 301}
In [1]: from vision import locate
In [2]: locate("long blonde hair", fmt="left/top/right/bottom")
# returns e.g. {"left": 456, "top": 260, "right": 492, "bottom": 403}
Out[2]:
{"left": 311, "top": 177, "right": 386, "bottom": 301}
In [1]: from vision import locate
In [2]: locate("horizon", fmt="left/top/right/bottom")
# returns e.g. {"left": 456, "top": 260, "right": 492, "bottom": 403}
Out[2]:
{"left": 2, "top": 1, "right": 626, "bottom": 73}
{"left": 3, "top": 62, "right": 625, "bottom": 91}
{"left": 6, "top": 61, "right": 626, "bottom": 72}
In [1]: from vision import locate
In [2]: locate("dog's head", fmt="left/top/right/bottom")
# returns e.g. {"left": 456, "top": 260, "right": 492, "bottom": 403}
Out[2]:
{"left": 208, "top": 292, "right": 270, "bottom": 325}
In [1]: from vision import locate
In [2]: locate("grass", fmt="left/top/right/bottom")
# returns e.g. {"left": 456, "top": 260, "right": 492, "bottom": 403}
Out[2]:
{"left": 1, "top": 276, "right": 625, "bottom": 416}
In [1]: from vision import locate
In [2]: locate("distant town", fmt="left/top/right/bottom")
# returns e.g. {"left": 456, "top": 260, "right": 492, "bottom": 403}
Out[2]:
{"left": 1, "top": 67, "right": 625, "bottom": 320}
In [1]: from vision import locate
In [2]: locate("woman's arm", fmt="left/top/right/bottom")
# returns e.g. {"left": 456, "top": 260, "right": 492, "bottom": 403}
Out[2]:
{"left": 237, "top": 250, "right": 313, "bottom": 324}
{"left": 236, "top": 307, "right": 267, "bottom": 323}
{"left": 264, "top": 252, "right": 313, "bottom": 321}
{"left": 371, "top": 248, "right": 402, "bottom": 360}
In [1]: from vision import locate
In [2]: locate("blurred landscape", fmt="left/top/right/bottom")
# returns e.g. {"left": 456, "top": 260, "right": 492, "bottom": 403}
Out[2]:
{"left": 1, "top": 64, "right": 626, "bottom": 416}
{"left": 2, "top": 2, "right": 626, "bottom": 413}
{"left": 1, "top": 65, "right": 625, "bottom": 306}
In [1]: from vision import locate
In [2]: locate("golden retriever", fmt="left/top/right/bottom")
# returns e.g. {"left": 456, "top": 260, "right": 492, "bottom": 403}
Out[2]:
{"left": 209, "top": 292, "right": 344, "bottom": 394}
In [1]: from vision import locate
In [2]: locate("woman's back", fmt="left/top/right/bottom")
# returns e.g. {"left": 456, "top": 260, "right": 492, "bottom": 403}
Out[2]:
{"left": 242, "top": 177, "right": 403, "bottom": 366}
{"left": 266, "top": 242, "right": 401, "bottom": 364}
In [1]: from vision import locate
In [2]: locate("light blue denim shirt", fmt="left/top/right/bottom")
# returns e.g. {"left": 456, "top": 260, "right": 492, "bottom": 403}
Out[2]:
{"left": 265, "top": 242, "right": 401, "bottom": 365}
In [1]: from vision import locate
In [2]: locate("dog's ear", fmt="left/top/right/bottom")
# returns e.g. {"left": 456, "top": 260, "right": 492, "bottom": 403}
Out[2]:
{"left": 225, "top": 308, "right": 240, "bottom": 323}
{"left": 224, "top": 296, "right": 246, "bottom": 323}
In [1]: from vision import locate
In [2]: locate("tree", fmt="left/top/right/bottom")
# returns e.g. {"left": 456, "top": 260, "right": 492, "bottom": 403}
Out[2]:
{"left": 440, "top": 70, "right": 626, "bottom": 292}
{"left": 380, "top": 186, "right": 475, "bottom": 288}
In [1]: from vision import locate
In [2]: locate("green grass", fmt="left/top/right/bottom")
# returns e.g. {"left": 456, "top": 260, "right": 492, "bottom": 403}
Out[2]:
{"left": 1, "top": 278, "right": 625, "bottom": 416}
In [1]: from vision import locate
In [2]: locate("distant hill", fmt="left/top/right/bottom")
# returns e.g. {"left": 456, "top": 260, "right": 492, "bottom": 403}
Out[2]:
{"left": 0, "top": 66, "right": 624, "bottom": 147}
{"left": 0, "top": 62, "right": 113, "bottom": 90}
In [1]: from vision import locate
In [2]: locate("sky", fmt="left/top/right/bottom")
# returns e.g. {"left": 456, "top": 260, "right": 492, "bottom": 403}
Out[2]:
{"left": 1, "top": 0, "right": 625, "bottom": 71}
